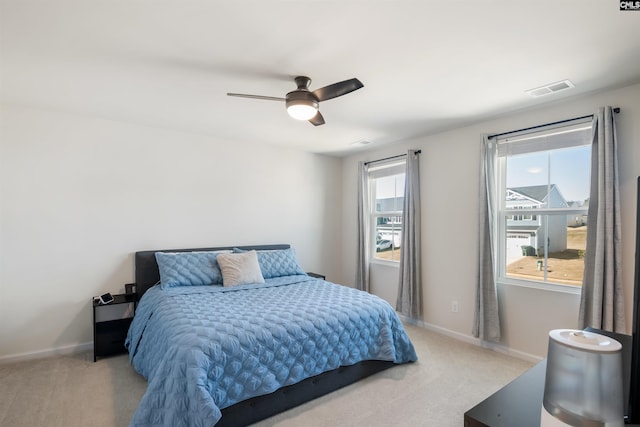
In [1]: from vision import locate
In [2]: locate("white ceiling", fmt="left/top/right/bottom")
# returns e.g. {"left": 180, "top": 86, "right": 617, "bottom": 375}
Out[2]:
{"left": 2, "top": 0, "right": 640, "bottom": 156}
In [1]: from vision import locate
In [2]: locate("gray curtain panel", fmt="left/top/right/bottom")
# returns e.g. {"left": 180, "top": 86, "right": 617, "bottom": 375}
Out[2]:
{"left": 473, "top": 136, "right": 501, "bottom": 342}
{"left": 356, "top": 161, "right": 371, "bottom": 292}
{"left": 579, "top": 106, "right": 626, "bottom": 333}
{"left": 396, "top": 150, "right": 422, "bottom": 318}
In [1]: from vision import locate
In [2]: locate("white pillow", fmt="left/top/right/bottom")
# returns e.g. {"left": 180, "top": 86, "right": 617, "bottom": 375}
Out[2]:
{"left": 217, "top": 250, "right": 266, "bottom": 287}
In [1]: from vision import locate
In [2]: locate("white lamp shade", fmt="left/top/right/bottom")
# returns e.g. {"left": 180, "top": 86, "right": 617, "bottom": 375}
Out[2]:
{"left": 542, "top": 329, "right": 624, "bottom": 427}
{"left": 287, "top": 103, "right": 317, "bottom": 121}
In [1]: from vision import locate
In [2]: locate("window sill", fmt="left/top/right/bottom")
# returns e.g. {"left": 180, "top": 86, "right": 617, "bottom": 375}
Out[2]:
{"left": 497, "top": 277, "right": 581, "bottom": 295}
{"left": 370, "top": 258, "right": 400, "bottom": 267}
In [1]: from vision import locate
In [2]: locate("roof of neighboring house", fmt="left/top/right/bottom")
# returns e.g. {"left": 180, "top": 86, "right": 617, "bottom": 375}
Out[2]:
{"left": 508, "top": 184, "right": 558, "bottom": 203}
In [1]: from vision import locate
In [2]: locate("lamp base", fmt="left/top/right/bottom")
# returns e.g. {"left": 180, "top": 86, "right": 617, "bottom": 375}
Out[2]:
{"left": 541, "top": 406, "right": 572, "bottom": 427}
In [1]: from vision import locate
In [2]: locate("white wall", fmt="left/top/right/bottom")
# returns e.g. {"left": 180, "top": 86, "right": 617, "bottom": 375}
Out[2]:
{"left": 340, "top": 82, "right": 640, "bottom": 359}
{"left": 0, "top": 104, "right": 343, "bottom": 360}
{"left": 2, "top": 82, "right": 639, "bottom": 362}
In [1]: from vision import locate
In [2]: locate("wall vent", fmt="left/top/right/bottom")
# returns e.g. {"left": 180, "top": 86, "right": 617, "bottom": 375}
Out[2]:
{"left": 526, "top": 79, "right": 575, "bottom": 98}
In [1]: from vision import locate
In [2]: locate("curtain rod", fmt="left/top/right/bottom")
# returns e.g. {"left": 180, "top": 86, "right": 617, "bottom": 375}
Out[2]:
{"left": 364, "top": 150, "right": 421, "bottom": 166}
{"left": 487, "top": 107, "right": 620, "bottom": 140}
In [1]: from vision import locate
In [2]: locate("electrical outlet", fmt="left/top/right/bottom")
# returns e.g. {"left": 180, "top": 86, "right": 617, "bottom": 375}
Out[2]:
{"left": 451, "top": 300, "right": 459, "bottom": 313}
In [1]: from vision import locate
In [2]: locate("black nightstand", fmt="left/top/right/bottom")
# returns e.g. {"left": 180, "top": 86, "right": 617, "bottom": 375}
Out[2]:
{"left": 92, "top": 293, "right": 136, "bottom": 362}
{"left": 307, "top": 272, "right": 326, "bottom": 280}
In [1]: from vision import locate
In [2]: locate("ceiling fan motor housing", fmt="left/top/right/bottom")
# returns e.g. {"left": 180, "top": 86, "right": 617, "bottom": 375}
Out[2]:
{"left": 286, "top": 76, "right": 319, "bottom": 117}
{"left": 285, "top": 90, "right": 319, "bottom": 110}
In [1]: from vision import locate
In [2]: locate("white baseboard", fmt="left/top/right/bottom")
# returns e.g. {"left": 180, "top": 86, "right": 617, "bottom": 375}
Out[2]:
{"left": 399, "top": 315, "right": 543, "bottom": 364}
{"left": 0, "top": 341, "right": 93, "bottom": 365}
{"left": 478, "top": 337, "right": 544, "bottom": 364}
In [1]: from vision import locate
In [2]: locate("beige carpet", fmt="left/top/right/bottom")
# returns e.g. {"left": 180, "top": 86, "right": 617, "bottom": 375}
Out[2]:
{"left": 0, "top": 325, "right": 532, "bottom": 427}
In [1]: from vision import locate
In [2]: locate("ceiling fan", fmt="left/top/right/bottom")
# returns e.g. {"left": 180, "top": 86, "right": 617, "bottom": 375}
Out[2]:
{"left": 227, "top": 76, "right": 363, "bottom": 126}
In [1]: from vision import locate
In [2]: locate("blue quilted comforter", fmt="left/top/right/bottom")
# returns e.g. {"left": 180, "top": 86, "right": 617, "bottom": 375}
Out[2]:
{"left": 125, "top": 275, "right": 417, "bottom": 426}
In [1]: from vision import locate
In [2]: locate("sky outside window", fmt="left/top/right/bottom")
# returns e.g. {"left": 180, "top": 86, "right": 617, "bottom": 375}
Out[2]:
{"left": 506, "top": 145, "right": 590, "bottom": 202}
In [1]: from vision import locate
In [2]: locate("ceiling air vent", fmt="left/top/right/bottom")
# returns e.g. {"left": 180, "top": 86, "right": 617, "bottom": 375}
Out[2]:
{"left": 351, "top": 140, "right": 372, "bottom": 147}
{"left": 526, "top": 79, "right": 575, "bottom": 98}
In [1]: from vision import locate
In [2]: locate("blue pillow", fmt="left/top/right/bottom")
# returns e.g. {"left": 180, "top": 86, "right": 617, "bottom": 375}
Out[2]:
{"left": 233, "top": 248, "right": 306, "bottom": 279}
{"left": 155, "top": 251, "right": 228, "bottom": 288}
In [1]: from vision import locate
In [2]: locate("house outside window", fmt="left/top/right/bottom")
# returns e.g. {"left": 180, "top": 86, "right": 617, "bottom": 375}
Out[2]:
{"left": 368, "top": 159, "right": 405, "bottom": 263}
{"left": 496, "top": 120, "right": 592, "bottom": 291}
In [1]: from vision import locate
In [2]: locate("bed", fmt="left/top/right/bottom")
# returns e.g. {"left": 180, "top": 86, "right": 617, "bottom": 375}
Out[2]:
{"left": 126, "top": 244, "right": 417, "bottom": 426}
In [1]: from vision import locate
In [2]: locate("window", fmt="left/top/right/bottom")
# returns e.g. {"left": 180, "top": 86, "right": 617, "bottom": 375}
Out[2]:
{"left": 496, "top": 120, "right": 592, "bottom": 290}
{"left": 368, "top": 159, "right": 405, "bottom": 263}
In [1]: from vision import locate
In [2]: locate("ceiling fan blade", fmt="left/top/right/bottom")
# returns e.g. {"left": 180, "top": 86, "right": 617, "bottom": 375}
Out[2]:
{"left": 309, "top": 111, "right": 325, "bottom": 126}
{"left": 312, "top": 78, "right": 363, "bottom": 102}
{"left": 227, "top": 93, "right": 285, "bottom": 102}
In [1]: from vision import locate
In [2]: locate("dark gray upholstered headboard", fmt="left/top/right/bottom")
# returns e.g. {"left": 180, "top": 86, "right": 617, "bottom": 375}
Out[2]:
{"left": 134, "top": 244, "right": 291, "bottom": 298}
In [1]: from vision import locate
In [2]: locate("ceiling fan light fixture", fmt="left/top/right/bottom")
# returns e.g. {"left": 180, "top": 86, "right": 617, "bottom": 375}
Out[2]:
{"left": 287, "top": 102, "right": 317, "bottom": 120}
{"left": 227, "top": 75, "right": 363, "bottom": 126}
{"left": 286, "top": 98, "right": 318, "bottom": 121}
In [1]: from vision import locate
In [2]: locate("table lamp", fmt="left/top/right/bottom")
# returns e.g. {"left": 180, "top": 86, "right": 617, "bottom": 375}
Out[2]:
{"left": 541, "top": 329, "right": 624, "bottom": 427}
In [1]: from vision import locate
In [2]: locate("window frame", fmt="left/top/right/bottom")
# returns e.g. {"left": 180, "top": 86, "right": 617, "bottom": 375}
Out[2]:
{"left": 367, "top": 158, "right": 406, "bottom": 266}
{"left": 494, "top": 120, "right": 592, "bottom": 294}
